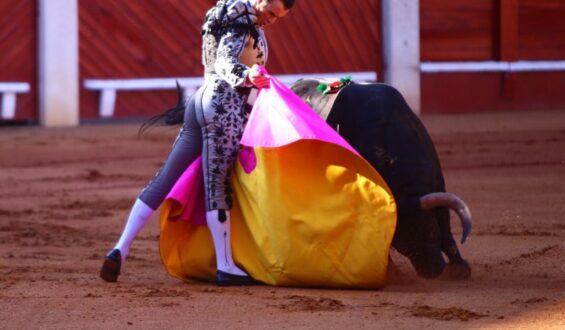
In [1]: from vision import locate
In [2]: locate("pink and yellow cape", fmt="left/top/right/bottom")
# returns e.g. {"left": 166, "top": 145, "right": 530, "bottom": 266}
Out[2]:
{"left": 159, "top": 76, "right": 397, "bottom": 289}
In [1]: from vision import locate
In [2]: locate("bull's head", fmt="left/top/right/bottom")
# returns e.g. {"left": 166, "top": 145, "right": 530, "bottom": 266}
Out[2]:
{"left": 291, "top": 78, "right": 340, "bottom": 120}
{"left": 394, "top": 193, "right": 472, "bottom": 279}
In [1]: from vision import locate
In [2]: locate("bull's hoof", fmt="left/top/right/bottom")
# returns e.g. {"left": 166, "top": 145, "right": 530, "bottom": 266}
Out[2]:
{"left": 440, "top": 260, "right": 472, "bottom": 280}
{"left": 386, "top": 257, "right": 404, "bottom": 284}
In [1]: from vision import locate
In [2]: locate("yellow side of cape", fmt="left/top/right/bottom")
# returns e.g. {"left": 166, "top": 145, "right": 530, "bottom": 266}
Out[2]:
{"left": 160, "top": 140, "right": 396, "bottom": 289}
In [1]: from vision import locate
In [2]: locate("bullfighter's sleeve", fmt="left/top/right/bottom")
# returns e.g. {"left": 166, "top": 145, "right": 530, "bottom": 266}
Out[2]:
{"left": 214, "top": 16, "right": 254, "bottom": 88}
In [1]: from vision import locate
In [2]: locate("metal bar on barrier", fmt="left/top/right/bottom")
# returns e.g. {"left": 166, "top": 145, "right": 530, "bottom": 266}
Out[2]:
{"left": 421, "top": 61, "right": 565, "bottom": 73}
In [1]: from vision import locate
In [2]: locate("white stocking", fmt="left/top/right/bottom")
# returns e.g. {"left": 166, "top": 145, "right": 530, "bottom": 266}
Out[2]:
{"left": 206, "top": 210, "right": 247, "bottom": 276}
{"left": 112, "top": 198, "right": 154, "bottom": 262}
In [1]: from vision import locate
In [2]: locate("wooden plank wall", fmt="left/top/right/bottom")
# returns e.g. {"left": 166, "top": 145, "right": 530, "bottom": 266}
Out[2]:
{"left": 79, "top": 0, "right": 214, "bottom": 119}
{"left": 518, "top": 0, "right": 565, "bottom": 60}
{"left": 5, "top": 1, "right": 560, "bottom": 121}
{"left": 421, "top": 0, "right": 496, "bottom": 61}
{"left": 0, "top": 0, "right": 37, "bottom": 122}
{"left": 266, "top": 0, "right": 381, "bottom": 74}
{"left": 421, "top": 0, "right": 565, "bottom": 113}
{"left": 79, "top": 0, "right": 382, "bottom": 119}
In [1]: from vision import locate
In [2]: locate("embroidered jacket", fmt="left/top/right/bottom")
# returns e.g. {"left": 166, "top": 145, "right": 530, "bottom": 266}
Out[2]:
{"left": 202, "top": 0, "right": 268, "bottom": 88}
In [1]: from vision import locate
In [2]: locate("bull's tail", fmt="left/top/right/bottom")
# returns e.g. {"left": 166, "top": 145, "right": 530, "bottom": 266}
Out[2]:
{"left": 138, "top": 81, "right": 186, "bottom": 136}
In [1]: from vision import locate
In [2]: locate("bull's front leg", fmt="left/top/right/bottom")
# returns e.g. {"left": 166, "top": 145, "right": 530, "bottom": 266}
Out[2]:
{"left": 438, "top": 208, "right": 472, "bottom": 280}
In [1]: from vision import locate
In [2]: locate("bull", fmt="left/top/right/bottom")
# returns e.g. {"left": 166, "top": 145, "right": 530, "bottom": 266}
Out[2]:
{"left": 290, "top": 79, "right": 472, "bottom": 280}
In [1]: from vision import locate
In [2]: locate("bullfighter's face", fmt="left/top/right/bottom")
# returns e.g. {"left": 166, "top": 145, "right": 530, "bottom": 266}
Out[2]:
{"left": 254, "top": 0, "right": 290, "bottom": 27}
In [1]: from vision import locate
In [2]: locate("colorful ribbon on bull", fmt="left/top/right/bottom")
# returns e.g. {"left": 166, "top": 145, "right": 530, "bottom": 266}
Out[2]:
{"left": 316, "top": 76, "right": 353, "bottom": 95}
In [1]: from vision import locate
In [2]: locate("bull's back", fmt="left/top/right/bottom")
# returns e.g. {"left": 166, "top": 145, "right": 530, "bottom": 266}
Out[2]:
{"left": 329, "top": 83, "right": 445, "bottom": 204}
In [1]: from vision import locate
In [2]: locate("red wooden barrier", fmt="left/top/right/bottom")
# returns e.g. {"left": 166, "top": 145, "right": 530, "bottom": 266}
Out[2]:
{"left": 0, "top": 0, "right": 37, "bottom": 122}
{"left": 421, "top": 0, "right": 565, "bottom": 113}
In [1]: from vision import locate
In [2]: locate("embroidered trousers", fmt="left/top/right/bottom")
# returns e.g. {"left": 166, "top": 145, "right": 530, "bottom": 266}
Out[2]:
{"left": 139, "top": 75, "right": 249, "bottom": 211}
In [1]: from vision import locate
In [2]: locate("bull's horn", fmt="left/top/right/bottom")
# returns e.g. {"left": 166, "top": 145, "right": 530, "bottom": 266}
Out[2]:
{"left": 420, "top": 192, "right": 472, "bottom": 244}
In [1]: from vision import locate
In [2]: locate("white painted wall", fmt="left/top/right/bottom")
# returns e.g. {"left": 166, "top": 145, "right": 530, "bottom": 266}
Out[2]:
{"left": 382, "top": 0, "right": 421, "bottom": 114}
{"left": 38, "top": 0, "right": 79, "bottom": 126}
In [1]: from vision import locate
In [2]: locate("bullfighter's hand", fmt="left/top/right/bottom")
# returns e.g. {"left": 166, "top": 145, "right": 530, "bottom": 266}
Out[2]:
{"left": 248, "top": 64, "right": 271, "bottom": 89}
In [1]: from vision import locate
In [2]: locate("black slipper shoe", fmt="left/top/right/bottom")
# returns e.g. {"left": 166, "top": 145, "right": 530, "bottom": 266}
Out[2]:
{"left": 100, "top": 249, "right": 121, "bottom": 282}
{"left": 216, "top": 270, "right": 260, "bottom": 286}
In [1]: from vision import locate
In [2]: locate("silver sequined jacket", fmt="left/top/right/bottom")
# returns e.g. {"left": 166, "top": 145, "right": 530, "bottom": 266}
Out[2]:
{"left": 202, "top": 0, "right": 268, "bottom": 88}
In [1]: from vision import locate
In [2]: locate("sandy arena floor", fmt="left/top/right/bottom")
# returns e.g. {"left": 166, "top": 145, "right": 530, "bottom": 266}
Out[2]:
{"left": 0, "top": 109, "right": 564, "bottom": 329}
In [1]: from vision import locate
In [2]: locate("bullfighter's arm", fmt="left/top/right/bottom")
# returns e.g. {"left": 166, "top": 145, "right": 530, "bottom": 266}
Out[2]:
{"left": 214, "top": 19, "right": 254, "bottom": 88}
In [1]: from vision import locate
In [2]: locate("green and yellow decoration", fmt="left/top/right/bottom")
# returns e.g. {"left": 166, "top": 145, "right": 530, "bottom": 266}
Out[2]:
{"left": 316, "top": 76, "right": 353, "bottom": 95}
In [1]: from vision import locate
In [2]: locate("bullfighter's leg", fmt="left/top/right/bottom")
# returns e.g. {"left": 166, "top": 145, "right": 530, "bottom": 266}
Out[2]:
{"left": 197, "top": 80, "right": 254, "bottom": 283}
{"left": 437, "top": 208, "right": 472, "bottom": 279}
{"left": 100, "top": 89, "right": 203, "bottom": 282}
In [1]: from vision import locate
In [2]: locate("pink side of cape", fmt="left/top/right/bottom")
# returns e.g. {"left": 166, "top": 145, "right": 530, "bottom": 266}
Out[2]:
{"left": 165, "top": 76, "right": 357, "bottom": 224}
{"left": 165, "top": 155, "right": 206, "bottom": 225}
{"left": 240, "top": 77, "right": 357, "bottom": 154}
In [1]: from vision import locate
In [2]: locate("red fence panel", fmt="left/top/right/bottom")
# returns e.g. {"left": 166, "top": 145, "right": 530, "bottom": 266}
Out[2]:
{"left": 518, "top": 0, "right": 565, "bottom": 60}
{"left": 420, "top": 0, "right": 565, "bottom": 113}
{"left": 266, "top": 0, "right": 382, "bottom": 75}
{"left": 79, "top": 0, "right": 214, "bottom": 119}
{"left": 421, "top": 0, "right": 497, "bottom": 61}
{"left": 0, "top": 0, "right": 37, "bottom": 122}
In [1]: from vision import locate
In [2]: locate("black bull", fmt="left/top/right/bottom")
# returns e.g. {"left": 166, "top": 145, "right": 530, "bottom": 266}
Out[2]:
{"left": 158, "top": 80, "right": 473, "bottom": 280}
{"left": 290, "top": 79, "right": 472, "bottom": 280}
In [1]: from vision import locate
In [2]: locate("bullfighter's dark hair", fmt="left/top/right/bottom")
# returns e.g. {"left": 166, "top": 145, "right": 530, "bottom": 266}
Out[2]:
{"left": 282, "top": 0, "right": 295, "bottom": 9}
{"left": 269, "top": 0, "right": 295, "bottom": 9}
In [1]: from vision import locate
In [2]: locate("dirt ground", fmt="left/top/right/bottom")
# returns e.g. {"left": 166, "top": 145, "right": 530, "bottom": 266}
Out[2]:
{"left": 0, "top": 109, "right": 564, "bottom": 329}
